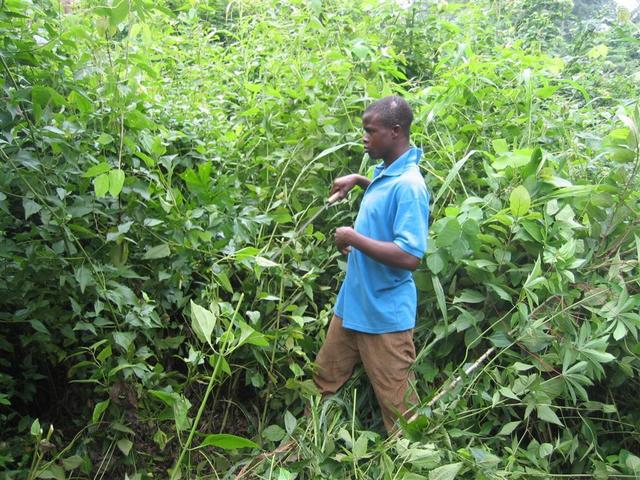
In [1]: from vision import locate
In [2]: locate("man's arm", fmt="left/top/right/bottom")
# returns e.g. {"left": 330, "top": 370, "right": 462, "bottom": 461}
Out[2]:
{"left": 330, "top": 174, "right": 371, "bottom": 200}
{"left": 351, "top": 175, "right": 372, "bottom": 190}
{"left": 335, "top": 227, "right": 420, "bottom": 271}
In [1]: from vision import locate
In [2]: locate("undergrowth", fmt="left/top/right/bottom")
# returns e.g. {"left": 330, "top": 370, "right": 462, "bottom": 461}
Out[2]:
{"left": 1, "top": 0, "right": 639, "bottom": 478}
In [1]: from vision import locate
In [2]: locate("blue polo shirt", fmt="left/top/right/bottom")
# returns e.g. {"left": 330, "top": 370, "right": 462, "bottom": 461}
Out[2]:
{"left": 334, "top": 147, "right": 430, "bottom": 334}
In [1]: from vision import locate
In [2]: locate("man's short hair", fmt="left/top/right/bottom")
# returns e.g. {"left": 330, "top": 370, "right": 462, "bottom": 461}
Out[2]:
{"left": 364, "top": 96, "right": 414, "bottom": 137}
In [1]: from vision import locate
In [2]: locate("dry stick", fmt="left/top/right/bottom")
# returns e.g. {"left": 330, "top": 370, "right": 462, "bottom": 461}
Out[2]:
{"left": 233, "top": 440, "right": 298, "bottom": 479}
{"left": 388, "top": 346, "right": 497, "bottom": 442}
{"left": 394, "top": 276, "right": 637, "bottom": 440}
{"left": 426, "top": 346, "right": 496, "bottom": 409}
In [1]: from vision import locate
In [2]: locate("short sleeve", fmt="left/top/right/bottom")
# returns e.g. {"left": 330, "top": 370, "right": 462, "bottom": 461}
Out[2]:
{"left": 392, "top": 181, "right": 430, "bottom": 259}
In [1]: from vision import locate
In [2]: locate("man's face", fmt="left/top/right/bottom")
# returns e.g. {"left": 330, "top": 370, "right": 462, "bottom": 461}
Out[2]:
{"left": 362, "top": 112, "right": 396, "bottom": 160}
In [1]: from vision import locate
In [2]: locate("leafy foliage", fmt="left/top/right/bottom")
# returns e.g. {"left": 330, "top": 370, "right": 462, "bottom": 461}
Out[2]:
{"left": 1, "top": 0, "right": 639, "bottom": 478}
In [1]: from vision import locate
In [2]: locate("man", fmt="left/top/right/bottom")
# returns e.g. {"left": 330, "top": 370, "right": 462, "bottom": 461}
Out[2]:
{"left": 312, "top": 96, "right": 430, "bottom": 434}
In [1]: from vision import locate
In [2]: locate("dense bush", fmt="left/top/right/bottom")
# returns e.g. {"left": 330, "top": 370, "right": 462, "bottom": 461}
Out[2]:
{"left": 1, "top": 0, "right": 639, "bottom": 478}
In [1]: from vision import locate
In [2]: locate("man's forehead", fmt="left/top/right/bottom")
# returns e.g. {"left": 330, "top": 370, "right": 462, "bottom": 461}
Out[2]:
{"left": 362, "top": 111, "right": 382, "bottom": 125}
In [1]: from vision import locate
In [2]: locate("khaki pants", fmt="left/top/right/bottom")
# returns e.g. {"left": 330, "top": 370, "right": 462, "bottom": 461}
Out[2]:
{"left": 312, "top": 315, "right": 418, "bottom": 434}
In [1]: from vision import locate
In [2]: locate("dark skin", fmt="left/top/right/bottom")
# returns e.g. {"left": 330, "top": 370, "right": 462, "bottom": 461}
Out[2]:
{"left": 331, "top": 112, "right": 420, "bottom": 271}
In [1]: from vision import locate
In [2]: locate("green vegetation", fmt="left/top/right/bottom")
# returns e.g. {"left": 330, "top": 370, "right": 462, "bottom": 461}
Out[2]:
{"left": 1, "top": 0, "right": 639, "bottom": 478}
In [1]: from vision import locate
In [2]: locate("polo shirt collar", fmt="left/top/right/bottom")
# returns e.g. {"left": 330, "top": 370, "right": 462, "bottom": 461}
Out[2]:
{"left": 374, "top": 146, "right": 422, "bottom": 178}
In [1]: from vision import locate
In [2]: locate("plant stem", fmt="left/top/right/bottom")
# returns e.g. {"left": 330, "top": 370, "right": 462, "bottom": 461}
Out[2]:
{"left": 171, "top": 293, "right": 243, "bottom": 479}
{"left": 170, "top": 352, "right": 224, "bottom": 480}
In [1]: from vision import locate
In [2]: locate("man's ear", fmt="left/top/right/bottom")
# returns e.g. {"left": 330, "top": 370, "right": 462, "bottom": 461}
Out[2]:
{"left": 391, "top": 124, "right": 401, "bottom": 138}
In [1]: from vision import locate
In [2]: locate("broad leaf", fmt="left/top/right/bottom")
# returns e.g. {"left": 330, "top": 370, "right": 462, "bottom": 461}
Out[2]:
{"left": 94, "top": 173, "right": 109, "bottom": 198}
{"left": 510, "top": 185, "right": 531, "bottom": 217}
{"left": 199, "top": 433, "right": 258, "bottom": 450}
{"left": 537, "top": 404, "right": 563, "bottom": 426}
{"left": 108, "top": 169, "right": 125, "bottom": 196}
{"left": 190, "top": 300, "right": 216, "bottom": 346}
{"left": 144, "top": 244, "right": 171, "bottom": 259}
{"left": 429, "top": 462, "right": 463, "bottom": 480}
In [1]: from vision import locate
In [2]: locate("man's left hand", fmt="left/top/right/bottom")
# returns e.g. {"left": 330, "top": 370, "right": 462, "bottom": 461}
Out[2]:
{"left": 335, "top": 227, "right": 354, "bottom": 255}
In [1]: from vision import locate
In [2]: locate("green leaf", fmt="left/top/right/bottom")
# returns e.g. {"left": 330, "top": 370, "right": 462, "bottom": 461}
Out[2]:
{"left": 580, "top": 348, "right": 615, "bottom": 363}
{"left": 199, "top": 433, "right": 258, "bottom": 450}
{"left": 30, "top": 320, "right": 49, "bottom": 334}
{"left": 313, "top": 142, "right": 357, "bottom": 161}
{"left": 403, "top": 474, "right": 428, "bottom": 480}
{"left": 613, "top": 321, "right": 627, "bottom": 341}
{"left": 150, "top": 389, "right": 177, "bottom": 406}
{"left": 433, "top": 150, "right": 476, "bottom": 205}
{"left": 453, "top": 289, "right": 484, "bottom": 304}
{"left": 190, "top": 300, "right": 216, "bottom": 346}
{"left": 75, "top": 265, "right": 93, "bottom": 293}
{"left": 284, "top": 411, "right": 297, "bottom": 435}
{"left": 108, "top": 169, "right": 125, "bottom": 196}
{"left": 31, "top": 418, "right": 41, "bottom": 437}
{"left": 62, "top": 455, "right": 84, "bottom": 471}
{"left": 426, "top": 253, "right": 445, "bottom": 274}
{"left": 537, "top": 405, "right": 563, "bottom": 426}
{"left": 429, "top": 462, "right": 463, "bottom": 480}
{"left": 432, "top": 275, "right": 448, "bottom": 325}
{"left": 83, "top": 162, "right": 110, "bottom": 178}
{"left": 68, "top": 90, "right": 93, "bottom": 113}
{"left": 262, "top": 424, "right": 286, "bottom": 442}
{"left": 309, "top": 0, "right": 322, "bottom": 15}
{"left": 110, "top": 0, "right": 129, "bottom": 26}
{"left": 513, "top": 362, "right": 534, "bottom": 371}
{"left": 136, "top": 151, "right": 156, "bottom": 167}
{"left": 436, "top": 218, "right": 461, "bottom": 248}
{"left": 237, "top": 321, "right": 269, "bottom": 347}
{"left": 494, "top": 149, "right": 533, "bottom": 170}
{"left": 353, "top": 434, "right": 368, "bottom": 459}
{"left": 534, "top": 86, "right": 558, "bottom": 99}
{"left": 144, "top": 243, "right": 171, "bottom": 259}
{"left": 23, "top": 198, "right": 42, "bottom": 219}
{"left": 509, "top": 185, "right": 531, "bottom": 217}
{"left": 255, "top": 256, "right": 279, "bottom": 268}
{"left": 209, "top": 353, "right": 231, "bottom": 376}
{"left": 487, "top": 283, "right": 512, "bottom": 301}
{"left": 125, "top": 110, "right": 154, "bottom": 130}
{"left": 117, "top": 438, "right": 133, "bottom": 456}
{"left": 234, "top": 246, "right": 260, "bottom": 261}
{"left": 625, "top": 453, "right": 640, "bottom": 473}
{"left": 97, "top": 133, "right": 114, "bottom": 145}
{"left": 492, "top": 139, "right": 508, "bottom": 153}
{"left": 113, "top": 331, "right": 136, "bottom": 351}
{"left": 94, "top": 173, "right": 109, "bottom": 198}
{"left": 539, "top": 443, "right": 553, "bottom": 457}
{"left": 215, "top": 271, "right": 233, "bottom": 293}
{"left": 522, "top": 147, "right": 543, "bottom": 178}
{"left": 32, "top": 86, "right": 65, "bottom": 109}
{"left": 92, "top": 399, "right": 110, "bottom": 423}
{"left": 499, "top": 386, "right": 519, "bottom": 400}
{"left": 36, "top": 465, "right": 65, "bottom": 480}
{"left": 497, "top": 421, "right": 520, "bottom": 435}
{"left": 587, "top": 44, "right": 608, "bottom": 59}
{"left": 171, "top": 395, "right": 192, "bottom": 431}
{"left": 351, "top": 39, "right": 369, "bottom": 59}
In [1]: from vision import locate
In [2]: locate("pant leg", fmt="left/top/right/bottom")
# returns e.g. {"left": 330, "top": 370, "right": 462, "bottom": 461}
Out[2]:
{"left": 357, "top": 328, "right": 419, "bottom": 434}
{"left": 312, "top": 315, "right": 360, "bottom": 396}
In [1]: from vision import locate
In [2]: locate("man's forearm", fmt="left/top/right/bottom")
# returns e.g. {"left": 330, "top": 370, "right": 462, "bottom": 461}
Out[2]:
{"left": 353, "top": 174, "right": 371, "bottom": 189}
{"left": 348, "top": 230, "right": 419, "bottom": 270}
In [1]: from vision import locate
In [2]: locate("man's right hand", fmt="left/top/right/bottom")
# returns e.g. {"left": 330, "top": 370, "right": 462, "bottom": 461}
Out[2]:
{"left": 329, "top": 174, "right": 369, "bottom": 202}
